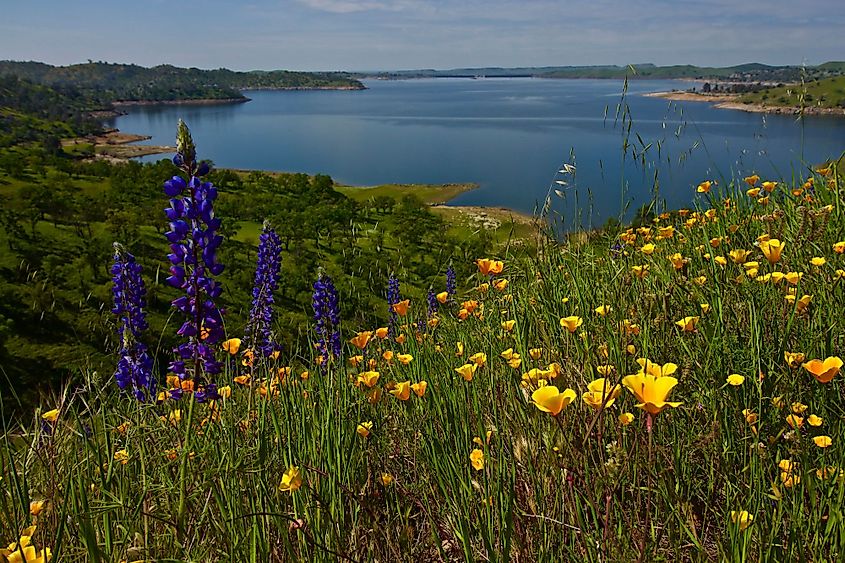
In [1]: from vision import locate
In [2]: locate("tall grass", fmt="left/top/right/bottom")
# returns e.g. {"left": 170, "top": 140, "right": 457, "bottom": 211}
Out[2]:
{"left": 1, "top": 158, "right": 843, "bottom": 561}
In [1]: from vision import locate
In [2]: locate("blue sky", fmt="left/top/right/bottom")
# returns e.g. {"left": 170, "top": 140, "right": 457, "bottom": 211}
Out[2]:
{"left": 2, "top": 0, "right": 843, "bottom": 71}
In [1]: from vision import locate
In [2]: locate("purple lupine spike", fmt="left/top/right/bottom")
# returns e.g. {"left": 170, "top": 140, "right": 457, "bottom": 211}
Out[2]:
{"left": 426, "top": 288, "right": 438, "bottom": 317}
{"left": 386, "top": 274, "right": 401, "bottom": 336}
{"left": 312, "top": 272, "right": 341, "bottom": 366}
{"left": 245, "top": 222, "right": 283, "bottom": 358}
{"left": 164, "top": 122, "right": 225, "bottom": 398}
{"left": 446, "top": 265, "right": 456, "bottom": 298}
{"left": 111, "top": 244, "right": 155, "bottom": 401}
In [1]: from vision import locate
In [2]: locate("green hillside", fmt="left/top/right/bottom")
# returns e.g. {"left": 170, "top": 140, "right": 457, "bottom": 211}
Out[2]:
{"left": 740, "top": 76, "right": 845, "bottom": 110}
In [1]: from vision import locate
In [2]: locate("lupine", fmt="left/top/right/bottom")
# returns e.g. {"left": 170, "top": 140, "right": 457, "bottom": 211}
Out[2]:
{"left": 312, "top": 272, "right": 341, "bottom": 365}
{"left": 111, "top": 244, "right": 155, "bottom": 401}
{"left": 446, "top": 265, "right": 456, "bottom": 297}
{"left": 245, "top": 222, "right": 282, "bottom": 358}
{"left": 164, "top": 121, "right": 224, "bottom": 400}
{"left": 426, "top": 288, "right": 438, "bottom": 317}
{"left": 387, "top": 274, "right": 401, "bottom": 336}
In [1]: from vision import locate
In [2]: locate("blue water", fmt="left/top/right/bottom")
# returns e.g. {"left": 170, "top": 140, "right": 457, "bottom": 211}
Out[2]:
{"left": 112, "top": 78, "right": 844, "bottom": 228}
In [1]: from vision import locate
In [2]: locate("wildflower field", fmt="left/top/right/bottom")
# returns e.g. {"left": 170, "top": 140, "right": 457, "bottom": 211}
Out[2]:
{"left": 2, "top": 124, "right": 845, "bottom": 561}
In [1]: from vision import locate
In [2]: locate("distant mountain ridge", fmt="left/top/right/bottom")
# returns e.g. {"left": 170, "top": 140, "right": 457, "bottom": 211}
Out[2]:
{"left": 355, "top": 62, "right": 845, "bottom": 82}
{"left": 0, "top": 61, "right": 365, "bottom": 106}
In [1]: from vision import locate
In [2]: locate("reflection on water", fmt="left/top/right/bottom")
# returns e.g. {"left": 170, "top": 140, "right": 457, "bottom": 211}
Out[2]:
{"left": 113, "top": 78, "right": 844, "bottom": 228}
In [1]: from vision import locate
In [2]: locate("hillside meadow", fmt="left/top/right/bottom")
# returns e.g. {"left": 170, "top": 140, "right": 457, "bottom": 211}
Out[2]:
{"left": 1, "top": 135, "right": 844, "bottom": 562}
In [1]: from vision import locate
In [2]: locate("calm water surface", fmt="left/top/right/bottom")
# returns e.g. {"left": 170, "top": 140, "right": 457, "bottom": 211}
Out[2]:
{"left": 113, "top": 78, "right": 845, "bottom": 227}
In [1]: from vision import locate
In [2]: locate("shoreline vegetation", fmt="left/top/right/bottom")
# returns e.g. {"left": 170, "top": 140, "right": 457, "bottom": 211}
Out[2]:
{"left": 645, "top": 90, "right": 845, "bottom": 116}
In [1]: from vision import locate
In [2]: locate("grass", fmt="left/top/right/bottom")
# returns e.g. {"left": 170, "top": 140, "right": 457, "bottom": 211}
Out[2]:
{"left": 336, "top": 182, "right": 477, "bottom": 206}
{"left": 2, "top": 159, "right": 844, "bottom": 561}
{"left": 740, "top": 76, "right": 845, "bottom": 111}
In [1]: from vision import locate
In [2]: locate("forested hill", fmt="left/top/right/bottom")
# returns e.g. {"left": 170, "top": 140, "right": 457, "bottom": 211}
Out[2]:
{"left": 0, "top": 61, "right": 365, "bottom": 105}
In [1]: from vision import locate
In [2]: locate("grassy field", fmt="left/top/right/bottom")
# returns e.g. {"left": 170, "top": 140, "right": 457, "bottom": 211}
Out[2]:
{"left": 740, "top": 76, "right": 845, "bottom": 110}
{"left": 2, "top": 157, "right": 844, "bottom": 561}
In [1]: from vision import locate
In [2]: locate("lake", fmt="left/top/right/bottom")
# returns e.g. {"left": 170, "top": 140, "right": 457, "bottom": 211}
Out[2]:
{"left": 112, "top": 78, "right": 845, "bottom": 229}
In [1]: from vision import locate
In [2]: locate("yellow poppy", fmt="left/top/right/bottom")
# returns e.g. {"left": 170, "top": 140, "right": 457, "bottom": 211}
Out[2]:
{"left": 279, "top": 466, "right": 303, "bottom": 492}
{"left": 636, "top": 358, "right": 678, "bottom": 378}
{"left": 469, "top": 352, "right": 487, "bottom": 367}
{"left": 494, "top": 279, "right": 509, "bottom": 291}
{"left": 582, "top": 378, "right": 622, "bottom": 410}
{"left": 761, "top": 180, "right": 777, "bottom": 192}
{"left": 357, "top": 421, "right": 373, "bottom": 438}
{"left": 784, "top": 351, "right": 805, "bottom": 368}
{"left": 621, "top": 373, "right": 682, "bottom": 415}
{"left": 595, "top": 305, "right": 610, "bottom": 316}
{"left": 760, "top": 239, "right": 784, "bottom": 264}
{"left": 375, "top": 327, "right": 389, "bottom": 339}
{"left": 811, "top": 257, "right": 826, "bottom": 267}
{"left": 814, "top": 436, "right": 833, "bottom": 448}
{"left": 476, "top": 258, "right": 504, "bottom": 276}
{"left": 726, "top": 374, "right": 744, "bottom": 386}
{"left": 381, "top": 473, "right": 394, "bottom": 486}
{"left": 700, "top": 303, "right": 711, "bottom": 313}
{"left": 389, "top": 381, "right": 411, "bottom": 401}
{"left": 744, "top": 174, "right": 759, "bottom": 186}
{"left": 29, "top": 500, "right": 46, "bottom": 516}
{"left": 742, "top": 409, "right": 758, "bottom": 424}
{"left": 730, "top": 510, "right": 753, "bottom": 531}
{"left": 559, "top": 316, "right": 583, "bottom": 333}
{"left": 833, "top": 241, "right": 845, "bottom": 254}
{"left": 501, "top": 320, "right": 516, "bottom": 332}
{"left": 396, "top": 353, "right": 414, "bottom": 365}
{"left": 436, "top": 291, "right": 449, "bottom": 303}
{"left": 529, "top": 348, "right": 543, "bottom": 361}
{"left": 668, "top": 253, "right": 687, "bottom": 270}
{"left": 234, "top": 375, "right": 251, "bottom": 386}
{"left": 356, "top": 371, "right": 380, "bottom": 388}
{"left": 349, "top": 331, "right": 372, "bottom": 349}
{"left": 470, "top": 448, "right": 485, "bottom": 470}
{"left": 40, "top": 409, "right": 59, "bottom": 423}
{"left": 697, "top": 180, "right": 713, "bottom": 193}
{"left": 618, "top": 412, "right": 635, "bottom": 425}
{"left": 392, "top": 299, "right": 410, "bottom": 316}
{"left": 411, "top": 381, "right": 427, "bottom": 397}
{"left": 675, "top": 316, "right": 699, "bottom": 333}
{"left": 640, "top": 243, "right": 656, "bottom": 255}
{"left": 729, "top": 249, "right": 750, "bottom": 264}
{"left": 531, "top": 385, "right": 576, "bottom": 416}
{"left": 114, "top": 449, "right": 130, "bottom": 465}
{"left": 222, "top": 338, "right": 241, "bottom": 355}
{"left": 785, "top": 414, "right": 804, "bottom": 428}
{"left": 807, "top": 414, "right": 823, "bottom": 427}
{"left": 802, "top": 357, "right": 843, "bottom": 383}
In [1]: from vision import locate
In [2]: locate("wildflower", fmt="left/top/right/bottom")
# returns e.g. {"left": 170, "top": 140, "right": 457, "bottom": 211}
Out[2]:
{"left": 811, "top": 257, "right": 826, "bottom": 267}
{"left": 470, "top": 448, "right": 485, "bottom": 470}
{"left": 640, "top": 243, "right": 656, "bottom": 255}
{"left": 0, "top": 526, "right": 51, "bottom": 562}
{"left": 234, "top": 375, "right": 250, "bottom": 386}
{"left": 470, "top": 352, "right": 487, "bottom": 367}
{"left": 621, "top": 373, "right": 682, "bottom": 415}
{"left": 618, "top": 412, "right": 635, "bottom": 425}
{"left": 697, "top": 180, "right": 714, "bottom": 193}
{"left": 784, "top": 352, "right": 805, "bottom": 368}
{"left": 759, "top": 239, "right": 784, "bottom": 264}
{"left": 597, "top": 365, "right": 614, "bottom": 376}
{"left": 165, "top": 124, "right": 226, "bottom": 395}
{"left": 494, "top": 279, "right": 509, "bottom": 291}
{"left": 779, "top": 459, "right": 800, "bottom": 488}
{"left": 476, "top": 259, "right": 504, "bottom": 276}
{"left": 834, "top": 241, "right": 845, "bottom": 254}
{"left": 675, "top": 316, "right": 699, "bottom": 333}
{"left": 29, "top": 500, "right": 46, "bottom": 516}
{"left": 784, "top": 272, "right": 803, "bottom": 285}
{"left": 744, "top": 174, "right": 759, "bottom": 186}
{"left": 501, "top": 320, "right": 516, "bottom": 332}
{"left": 222, "top": 338, "right": 241, "bottom": 355}
{"left": 700, "top": 303, "right": 711, "bottom": 313}
{"left": 312, "top": 273, "right": 341, "bottom": 366}
{"left": 802, "top": 357, "right": 843, "bottom": 383}
{"left": 582, "top": 378, "right": 622, "bottom": 410}
{"left": 436, "top": 291, "right": 449, "bottom": 304}
{"left": 761, "top": 181, "right": 777, "bottom": 192}
{"left": 729, "top": 249, "right": 750, "bottom": 264}
{"left": 455, "top": 363, "right": 477, "bottom": 381}
{"left": 356, "top": 421, "right": 373, "bottom": 438}
{"left": 386, "top": 275, "right": 401, "bottom": 336}
{"left": 808, "top": 414, "right": 823, "bottom": 427}
{"left": 40, "top": 409, "right": 59, "bottom": 423}
{"left": 730, "top": 510, "right": 753, "bottom": 531}
{"left": 726, "top": 374, "right": 745, "bottom": 386}
{"left": 742, "top": 409, "right": 758, "bottom": 424}
{"left": 817, "top": 466, "right": 838, "bottom": 480}
{"left": 217, "top": 385, "right": 231, "bottom": 399}
{"left": 692, "top": 276, "right": 707, "bottom": 286}
{"left": 111, "top": 245, "right": 155, "bottom": 401}
{"left": 772, "top": 396, "right": 785, "bottom": 408}
{"left": 445, "top": 265, "right": 457, "bottom": 297}
{"left": 411, "top": 381, "right": 427, "bottom": 397}
{"left": 381, "top": 473, "right": 394, "bottom": 486}
{"left": 595, "top": 305, "right": 610, "bottom": 316}
{"left": 531, "top": 385, "right": 576, "bottom": 416}
{"left": 668, "top": 253, "right": 687, "bottom": 270}
{"left": 397, "top": 353, "right": 414, "bottom": 365}
{"left": 500, "top": 348, "right": 515, "bottom": 360}
{"left": 244, "top": 224, "right": 282, "bottom": 359}
{"left": 349, "top": 331, "right": 372, "bottom": 350}
{"left": 560, "top": 316, "right": 583, "bottom": 333}
{"left": 357, "top": 371, "right": 380, "bottom": 388}
{"left": 746, "top": 187, "right": 761, "bottom": 197}
{"left": 279, "top": 466, "right": 303, "bottom": 492}
{"left": 375, "top": 327, "right": 389, "bottom": 339}
{"left": 814, "top": 436, "right": 833, "bottom": 448}
{"left": 390, "top": 381, "right": 411, "bottom": 401}
{"left": 529, "top": 348, "right": 543, "bottom": 361}
{"left": 456, "top": 341, "right": 464, "bottom": 356}
{"left": 785, "top": 414, "right": 804, "bottom": 428}
{"left": 392, "top": 299, "right": 410, "bottom": 316}
{"left": 114, "top": 449, "right": 130, "bottom": 465}
{"left": 631, "top": 264, "right": 648, "bottom": 279}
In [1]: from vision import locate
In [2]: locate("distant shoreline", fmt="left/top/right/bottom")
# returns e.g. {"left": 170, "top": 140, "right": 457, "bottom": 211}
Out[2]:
{"left": 645, "top": 90, "right": 845, "bottom": 117}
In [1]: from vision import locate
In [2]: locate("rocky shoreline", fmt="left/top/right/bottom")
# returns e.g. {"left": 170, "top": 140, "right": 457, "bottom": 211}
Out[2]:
{"left": 645, "top": 90, "right": 845, "bottom": 117}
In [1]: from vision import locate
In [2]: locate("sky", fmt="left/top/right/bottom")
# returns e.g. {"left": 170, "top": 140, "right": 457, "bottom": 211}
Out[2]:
{"left": 1, "top": 0, "right": 843, "bottom": 71}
